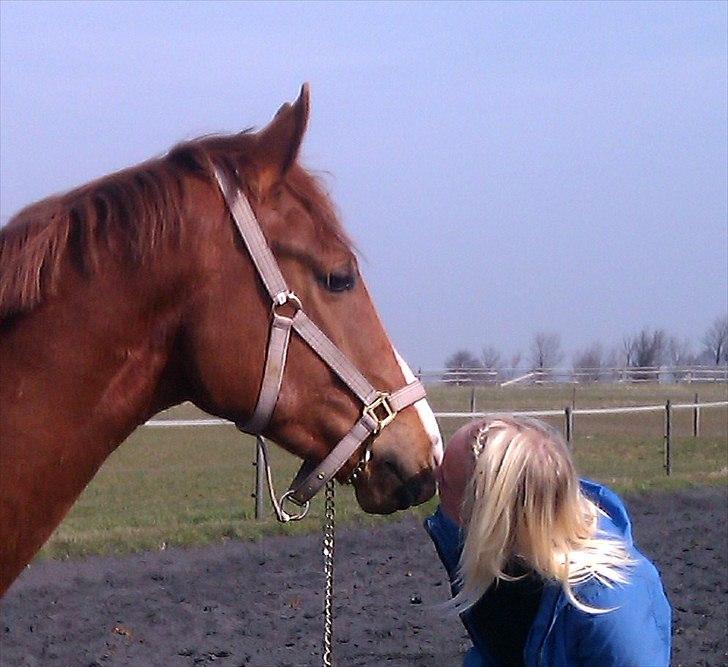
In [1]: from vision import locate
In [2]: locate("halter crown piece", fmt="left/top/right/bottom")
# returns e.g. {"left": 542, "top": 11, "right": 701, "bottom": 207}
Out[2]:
{"left": 213, "top": 166, "right": 427, "bottom": 520}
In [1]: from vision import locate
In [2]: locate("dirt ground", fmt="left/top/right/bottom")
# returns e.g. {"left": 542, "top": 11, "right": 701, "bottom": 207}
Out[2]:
{"left": 1, "top": 486, "right": 726, "bottom": 667}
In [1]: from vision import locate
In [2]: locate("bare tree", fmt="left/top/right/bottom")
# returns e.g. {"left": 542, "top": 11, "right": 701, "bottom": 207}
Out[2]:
{"left": 529, "top": 332, "right": 563, "bottom": 378}
{"left": 632, "top": 329, "right": 666, "bottom": 368}
{"left": 444, "top": 350, "right": 483, "bottom": 384}
{"left": 628, "top": 328, "right": 667, "bottom": 380}
{"left": 603, "top": 347, "right": 621, "bottom": 382}
{"left": 621, "top": 335, "right": 637, "bottom": 368}
{"left": 667, "top": 336, "right": 694, "bottom": 381}
{"left": 572, "top": 343, "right": 604, "bottom": 383}
{"left": 480, "top": 345, "right": 502, "bottom": 383}
{"left": 499, "top": 351, "right": 523, "bottom": 381}
{"left": 702, "top": 315, "right": 728, "bottom": 365}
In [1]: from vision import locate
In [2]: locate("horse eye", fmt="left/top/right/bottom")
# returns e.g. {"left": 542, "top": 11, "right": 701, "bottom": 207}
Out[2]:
{"left": 322, "top": 271, "right": 356, "bottom": 293}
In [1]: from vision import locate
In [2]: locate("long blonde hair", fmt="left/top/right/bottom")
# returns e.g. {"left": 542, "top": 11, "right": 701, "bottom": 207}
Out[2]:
{"left": 452, "top": 415, "right": 634, "bottom": 614}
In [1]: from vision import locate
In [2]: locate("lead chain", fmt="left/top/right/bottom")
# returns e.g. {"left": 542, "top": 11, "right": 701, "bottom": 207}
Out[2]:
{"left": 322, "top": 480, "right": 335, "bottom": 666}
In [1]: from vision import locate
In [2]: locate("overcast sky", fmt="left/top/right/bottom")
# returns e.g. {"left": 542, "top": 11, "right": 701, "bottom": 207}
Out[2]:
{"left": 1, "top": 1, "right": 726, "bottom": 369}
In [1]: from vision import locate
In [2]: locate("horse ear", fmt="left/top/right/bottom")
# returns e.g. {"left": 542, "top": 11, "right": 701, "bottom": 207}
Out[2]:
{"left": 252, "top": 83, "right": 310, "bottom": 199}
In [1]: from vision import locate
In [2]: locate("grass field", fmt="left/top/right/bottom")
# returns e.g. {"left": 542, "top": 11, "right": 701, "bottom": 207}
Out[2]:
{"left": 42, "top": 383, "right": 727, "bottom": 559}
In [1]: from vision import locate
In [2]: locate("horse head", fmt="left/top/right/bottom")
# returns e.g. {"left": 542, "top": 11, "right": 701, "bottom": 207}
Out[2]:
{"left": 175, "top": 85, "right": 442, "bottom": 514}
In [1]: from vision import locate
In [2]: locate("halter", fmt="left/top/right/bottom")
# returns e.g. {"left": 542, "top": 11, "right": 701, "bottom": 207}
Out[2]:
{"left": 213, "top": 166, "right": 427, "bottom": 520}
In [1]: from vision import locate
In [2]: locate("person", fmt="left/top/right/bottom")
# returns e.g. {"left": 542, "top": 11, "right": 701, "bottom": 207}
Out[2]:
{"left": 424, "top": 415, "right": 671, "bottom": 667}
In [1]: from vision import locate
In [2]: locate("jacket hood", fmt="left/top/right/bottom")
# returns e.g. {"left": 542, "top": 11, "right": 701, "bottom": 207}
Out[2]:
{"left": 580, "top": 479, "right": 634, "bottom": 546}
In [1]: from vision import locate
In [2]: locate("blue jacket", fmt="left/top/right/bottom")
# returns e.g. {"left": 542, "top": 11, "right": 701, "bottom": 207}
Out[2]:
{"left": 424, "top": 480, "right": 671, "bottom": 667}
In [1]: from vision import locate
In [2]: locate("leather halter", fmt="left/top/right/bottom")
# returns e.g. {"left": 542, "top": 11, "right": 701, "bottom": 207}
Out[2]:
{"left": 213, "top": 166, "right": 427, "bottom": 510}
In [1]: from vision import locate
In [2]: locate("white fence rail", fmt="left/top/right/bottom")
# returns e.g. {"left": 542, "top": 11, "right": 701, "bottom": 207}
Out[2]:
{"left": 145, "top": 399, "right": 727, "bottom": 428}
{"left": 433, "top": 400, "right": 728, "bottom": 419}
{"left": 424, "top": 366, "right": 728, "bottom": 386}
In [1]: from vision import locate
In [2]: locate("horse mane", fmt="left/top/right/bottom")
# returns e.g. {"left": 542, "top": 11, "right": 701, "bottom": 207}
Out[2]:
{"left": 0, "top": 132, "right": 349, "bottom": 320}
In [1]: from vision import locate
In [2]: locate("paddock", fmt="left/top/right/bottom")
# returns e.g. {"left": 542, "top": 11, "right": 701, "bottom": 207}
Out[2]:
{"left": 1, "top": 383, "right": 726, "bottom": 666}
{"left": 26, "top": 383, "right": 728, "bottom": 560}
{"left": 1, "top": 486, "right": 726, "bottom": 666}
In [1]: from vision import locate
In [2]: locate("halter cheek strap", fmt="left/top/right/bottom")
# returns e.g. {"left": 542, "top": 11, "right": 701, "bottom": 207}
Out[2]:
{"left": 213, "top": 166, "right": 427, "bottom": 510}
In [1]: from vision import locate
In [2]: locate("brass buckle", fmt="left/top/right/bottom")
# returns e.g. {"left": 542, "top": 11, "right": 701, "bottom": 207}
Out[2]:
{"left": 363, "top": 392, "right": 397, "bottom": 434}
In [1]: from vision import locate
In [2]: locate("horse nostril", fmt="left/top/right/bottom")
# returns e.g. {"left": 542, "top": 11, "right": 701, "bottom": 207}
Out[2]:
{"left": 408, "top": 474, "right": 435, "bottom": 505}
{"left": 381, "top": 460, "right": 411, "bottom": 505}
{"left": 382, "top": 459, "right": 406, "bottom": 486}
{"left": 382, "top": 460, "right": 436, "bottom": 507}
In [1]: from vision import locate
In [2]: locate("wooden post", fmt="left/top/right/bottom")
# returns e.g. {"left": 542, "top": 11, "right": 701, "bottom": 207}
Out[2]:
{"left": 564, "top": 406, "right": 573, "bottom": 446}
{"left": 469, "top": 385, "right": 476, "bottom": 413}
{"left": 255, "top": 436, "right": 265, "bottom": 520}
{"left": 663, "top": 400, "right": 672, "bottom": 477}
{"left": 693, "top": 392, "right": 700, "bottom": 438}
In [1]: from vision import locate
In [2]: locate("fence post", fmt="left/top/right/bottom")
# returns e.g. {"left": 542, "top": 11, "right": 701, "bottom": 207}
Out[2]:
{"left": 663, "top": 400, "right": 672, "bottom": 477}
{"left": 254, "top": 436, "right": 265, "bottom": 520}
{"left": 692, "top": 392, "right": 700, "bottom": 438}
{"left": 564, "top": 406, "right": 573, "bottom": 446}
{"left": 469, "top": 385, "right": 476, "bottom": 413}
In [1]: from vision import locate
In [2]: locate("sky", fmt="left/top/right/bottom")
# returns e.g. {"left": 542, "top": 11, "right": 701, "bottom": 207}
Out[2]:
{"left": 1, "top": 1, "right": 726, "bottom": 369}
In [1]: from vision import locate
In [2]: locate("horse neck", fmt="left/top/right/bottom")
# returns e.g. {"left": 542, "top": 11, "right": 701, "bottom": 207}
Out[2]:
{"left": 0, "top": 227, "right": 200, "bottom": 592}
{"left": 14, "top": 253, "right": 192, "bottom": 432}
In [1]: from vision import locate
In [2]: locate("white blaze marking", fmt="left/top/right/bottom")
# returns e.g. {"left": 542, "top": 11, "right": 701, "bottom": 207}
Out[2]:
{"left": 394, "top": 349, "right": 443, "bottom": 466}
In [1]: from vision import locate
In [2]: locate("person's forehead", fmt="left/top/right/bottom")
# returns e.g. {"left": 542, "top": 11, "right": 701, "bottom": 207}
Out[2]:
{"left": 453, "top": 419, "right": 489, "bottom": 447}
{"left": 445, "top": 421, "right": 482, "bottom": 465}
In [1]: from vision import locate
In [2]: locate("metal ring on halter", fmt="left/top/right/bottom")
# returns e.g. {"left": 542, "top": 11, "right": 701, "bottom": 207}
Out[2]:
{"left": 271, "top": 291, "right": 302, "bottom": 314}
{"left": 277, "top": 489, "right": 310, "bottom": 523}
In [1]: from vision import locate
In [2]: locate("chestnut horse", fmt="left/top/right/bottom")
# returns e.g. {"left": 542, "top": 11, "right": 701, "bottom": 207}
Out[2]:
{"left": 0, "top": 85, "right": 442, "bottom": 595}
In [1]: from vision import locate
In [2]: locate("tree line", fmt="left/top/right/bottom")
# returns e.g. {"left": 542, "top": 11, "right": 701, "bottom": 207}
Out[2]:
{"left": 444, "top": 314, "right": 728, "bottom": 381}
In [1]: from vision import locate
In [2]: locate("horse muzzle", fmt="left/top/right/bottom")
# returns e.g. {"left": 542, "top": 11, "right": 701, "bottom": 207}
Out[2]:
{"left": 352, "top": 454, "right": 437, "bottom": 514}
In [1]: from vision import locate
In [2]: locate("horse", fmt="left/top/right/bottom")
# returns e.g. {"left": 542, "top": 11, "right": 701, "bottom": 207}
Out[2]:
{"left": 0, "top": 84, "right": 443, "bottom": 596}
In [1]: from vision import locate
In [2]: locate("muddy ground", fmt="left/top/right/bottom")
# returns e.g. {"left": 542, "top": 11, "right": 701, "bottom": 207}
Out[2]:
{"left": 1, "top": 486, "right": 726, "bottom": 666}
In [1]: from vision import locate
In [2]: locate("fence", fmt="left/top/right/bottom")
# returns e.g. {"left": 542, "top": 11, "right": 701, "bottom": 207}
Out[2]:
{"left": 428, "top": 365, "right": 728, "bottom": 386}
{"left": 145, "top": 399, "right": 727, "bottom": 519}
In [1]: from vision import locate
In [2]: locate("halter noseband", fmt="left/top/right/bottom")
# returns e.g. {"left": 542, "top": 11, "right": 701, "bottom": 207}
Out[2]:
{"left": 213, "top": 166, "right": 427, "bottom": 516}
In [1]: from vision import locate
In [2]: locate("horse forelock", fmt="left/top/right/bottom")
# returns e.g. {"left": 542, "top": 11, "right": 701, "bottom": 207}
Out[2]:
{"left": 0, "top": 132, "right": 351, "bottom": 321}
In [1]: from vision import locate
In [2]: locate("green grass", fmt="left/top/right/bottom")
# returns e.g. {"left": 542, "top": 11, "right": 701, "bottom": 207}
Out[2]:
{"left": 41, "top": 383, "right": 727, "bottom": 559}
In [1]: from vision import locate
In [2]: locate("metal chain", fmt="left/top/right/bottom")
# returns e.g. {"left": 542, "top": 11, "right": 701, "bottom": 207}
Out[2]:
{"left": 322, "top": 480, "right": 335, "bottom": 666}
{"left": 256, "top": 438, "right": 336, "bottom": 664}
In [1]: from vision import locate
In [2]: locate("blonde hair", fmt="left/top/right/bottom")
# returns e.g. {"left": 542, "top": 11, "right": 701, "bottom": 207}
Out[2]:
{"left": 452, "top": 415, "right": 634, "bottom": 614}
